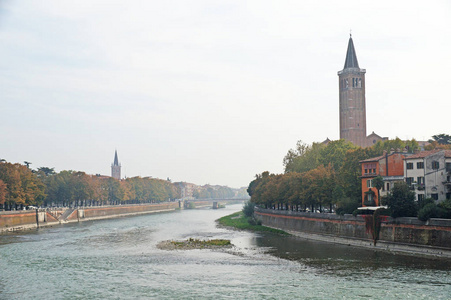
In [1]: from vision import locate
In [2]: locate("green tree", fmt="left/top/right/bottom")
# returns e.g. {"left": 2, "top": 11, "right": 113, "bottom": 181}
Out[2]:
{"left": 283, "top": 141, "right": 325, "bottom": 173}
{"left": 372, "top": 176, "right": 384, "bottom": 205}
{"left": 37, "top": 167, "right": 56, "bottom": 177}
{"left": 429, "top": 133, "right": 451, "bottom": 145}
{"left": 382, "top": 182, "right": 417, "bottom": 218}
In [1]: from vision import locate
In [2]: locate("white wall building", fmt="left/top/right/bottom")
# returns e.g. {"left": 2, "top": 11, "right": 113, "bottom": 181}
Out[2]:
{"left": 404, "top": 150, "right": 451, "bottom": 202}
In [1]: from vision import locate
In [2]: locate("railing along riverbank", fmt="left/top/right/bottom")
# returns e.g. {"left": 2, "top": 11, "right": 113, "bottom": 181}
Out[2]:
{"left": 0, "top": 202, "right": 180, "bottom": 233}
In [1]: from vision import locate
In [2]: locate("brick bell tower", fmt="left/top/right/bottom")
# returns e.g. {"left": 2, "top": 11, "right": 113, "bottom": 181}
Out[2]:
{"left": 338, "top": 34, "right": 367, "bottom": 147}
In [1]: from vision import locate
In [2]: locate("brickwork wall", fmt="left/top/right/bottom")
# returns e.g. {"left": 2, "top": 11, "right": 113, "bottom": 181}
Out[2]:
{"left": 255, "top": 208, "right": 451, "bottom": 249}
{"left": 0, "top": 211, "right": 36, "bottom": 228}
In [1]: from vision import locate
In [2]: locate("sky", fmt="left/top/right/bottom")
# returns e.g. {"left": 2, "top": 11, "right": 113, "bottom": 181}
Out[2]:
{"left": 1, "top": 1, "right": 451, "bottom": 188}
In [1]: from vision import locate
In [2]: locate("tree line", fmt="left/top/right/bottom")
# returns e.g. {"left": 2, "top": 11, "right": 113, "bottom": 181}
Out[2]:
{"left": 192, "top": 185, "right": 236, "bottom": 199}
{"left": 0, "top": 162, "right": 179, "bottom": 210}
{"left": 248, "top": 138, "right": 422, "bottom": 214}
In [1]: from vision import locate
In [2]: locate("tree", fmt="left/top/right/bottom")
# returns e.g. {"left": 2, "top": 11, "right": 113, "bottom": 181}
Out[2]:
{"left": 37, "top": 167, "right": 56, "bottom": 177}
{"left": 0, "top": 179, "right": 7, "bottom": 207}
{"left": 429, "top": 134, "right": 451, "bottom": 145}
{"left": 283, "top": 141, "right": 325, "bottom": 173}
{"left": 382, "top": 182, "right": 417, "bottom": 218}
{"left": 372, "top": 176, "right": 384, "bottom": 206}
{"left": 0, "top": 162, "right": 45, "bottom": 209}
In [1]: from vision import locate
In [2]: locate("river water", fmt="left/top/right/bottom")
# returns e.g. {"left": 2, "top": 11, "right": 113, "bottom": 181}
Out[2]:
{"left": 1, "top": 204, "right": 450, "bottom": 299}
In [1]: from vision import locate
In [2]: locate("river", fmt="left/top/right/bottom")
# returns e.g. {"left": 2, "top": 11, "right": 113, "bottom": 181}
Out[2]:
{"left": 1, "top": 204, "right": 450, "bottom": 299}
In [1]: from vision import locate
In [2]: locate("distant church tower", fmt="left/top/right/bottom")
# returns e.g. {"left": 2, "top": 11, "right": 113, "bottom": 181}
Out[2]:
{"left": 111, "top": 150, "right": 121, "bottom": 180}
{"left": 338, "top": 35, "right": 367, "bottom": 147}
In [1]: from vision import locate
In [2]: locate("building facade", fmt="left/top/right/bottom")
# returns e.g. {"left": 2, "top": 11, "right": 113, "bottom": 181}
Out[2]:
{"left": 111, "top": 150, "right": 121, "bottom": 180}
{"left": 360, "top": 151, "right": 407, "bottom": 206}
{"left": 338, "top": 36, "right": 387, "bottom": 148}
{"left": 404, "top": 150, "right": 451, "bottom": 202}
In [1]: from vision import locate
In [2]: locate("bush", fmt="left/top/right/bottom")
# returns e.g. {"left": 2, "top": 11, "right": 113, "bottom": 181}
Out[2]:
{"left": 247, "top": 217, "right": 262, "bottom": 226}
{"left": 438, "top": 198, "right": 451, "bottom": 219}
{"left": 418, "top": 197, "right": 435, "bottom": 210}
{"left": 242, "top": 201, "right": 255, "bottom": 217}
{"left": 418, "top": 203, "right": 442, "bottom": 221}
{"left": 383, "top": 182, "right": 417, "bottom": 218}
{"left": 336, "top": 197, "right": 360, "bottom": 215}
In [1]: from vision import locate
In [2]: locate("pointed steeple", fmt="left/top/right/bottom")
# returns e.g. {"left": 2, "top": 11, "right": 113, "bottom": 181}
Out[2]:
{"left": 113, "top": 150, "right": 119, "bottom": 166}
{"left": 343, "top": 35, "right": 359, "bottom": 69}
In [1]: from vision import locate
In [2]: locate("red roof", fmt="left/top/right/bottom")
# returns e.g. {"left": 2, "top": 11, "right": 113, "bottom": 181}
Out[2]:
{"left": 359, "top": 155, "right": 386, "bottom": 163}
{"left": 405, "top": 149, "right": 451, "bottom": 159}
{"left": 405, "top": 149, "right": 440, "bottom": 159}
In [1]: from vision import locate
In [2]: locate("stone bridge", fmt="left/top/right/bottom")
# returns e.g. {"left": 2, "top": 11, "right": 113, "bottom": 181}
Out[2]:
{"left": 181, "top": 198, "right": 248, "bottom": 209}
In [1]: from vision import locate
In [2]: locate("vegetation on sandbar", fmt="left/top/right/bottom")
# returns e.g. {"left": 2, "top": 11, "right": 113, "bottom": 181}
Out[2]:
{"left": 157, "top": 238, "right": 232, "bottom": 250}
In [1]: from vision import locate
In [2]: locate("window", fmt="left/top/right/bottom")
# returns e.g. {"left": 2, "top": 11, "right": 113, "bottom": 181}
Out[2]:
{"left": 406, "top": 177, "right": 414, "bottom": 186}
{"left": 386, "top": 182, "right": 390, "bottom": 191}
{"left": 364, "top": 168, "right": 368, "bottom": 174}
{"left": 417, "top": 177, "right": 424, "bottom": 185}
{"left": 431, "top": 193, "right": 438, "bottom": 200}
{"left": 417, "top": 162, "right": 424, "bottom": 169}
{"left": 446, "top": 162, "right": 451, "bottom": 172}
{"left": 367, "top": 193, "right": 373, "bottom": 201}
{"left": 432, "top": 161, "right": 440, "bottom": 169}
{"left": 406, "top": 163, "right": 413, "bottom": 170}
{"left": 373, "top": 168, "right": 376, "bottom": 174}
{"left": 418, "top": 194, "right": 424, "bottom": 202}
{"left": 447, "top": 193, "right": 451, "bottom": 200}
{"left": 367, "top": 179, "right": 373, "bottom": 188}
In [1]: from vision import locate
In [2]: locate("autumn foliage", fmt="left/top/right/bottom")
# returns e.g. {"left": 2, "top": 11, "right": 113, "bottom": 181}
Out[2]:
{"left": 248, "top": 138, "right": 421, "bottom": 213}
{"left": 0, "top": 162, "right": 180, "bottom": 210}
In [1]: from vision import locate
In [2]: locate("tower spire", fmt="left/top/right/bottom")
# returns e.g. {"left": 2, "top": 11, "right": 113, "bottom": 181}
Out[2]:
{"left": 111, "top": 150, "right": 121, "bottom": 180}
{"left": 114, "top": 150, "right": 119, "bottom": 166}
{"left": 343, "top": 35, "right": 359, "bottom": 69}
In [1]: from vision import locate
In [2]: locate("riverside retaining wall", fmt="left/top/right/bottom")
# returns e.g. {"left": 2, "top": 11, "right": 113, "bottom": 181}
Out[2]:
{"left": 255, "top": 207, "right": 451, "bottom": 253}
{"left": 0, "top": 202, "right": 179, "bottom": 233}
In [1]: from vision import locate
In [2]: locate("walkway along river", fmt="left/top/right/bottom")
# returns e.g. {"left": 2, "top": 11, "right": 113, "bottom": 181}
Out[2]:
{"left": 1, "top": 204, "right": 450, "bottom": 299}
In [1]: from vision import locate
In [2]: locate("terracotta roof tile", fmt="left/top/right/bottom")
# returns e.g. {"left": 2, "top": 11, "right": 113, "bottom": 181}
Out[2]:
{"left": 405, "top": 149, "right": 441, "bottom": 159}
{"left": 360, "top": 154, "right": 386, "bottom": 163}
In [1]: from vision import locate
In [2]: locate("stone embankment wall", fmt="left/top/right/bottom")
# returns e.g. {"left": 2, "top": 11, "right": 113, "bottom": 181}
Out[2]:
{"left": 255, "top": 207, "right": 451, "bottom": 254}
{"left": 0, "top": 202, "right": 179, "bottom": 233}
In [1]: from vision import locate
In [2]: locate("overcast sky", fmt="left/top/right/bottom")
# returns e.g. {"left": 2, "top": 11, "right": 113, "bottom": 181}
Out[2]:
{"left": 1, "top": 1, "right": 450, "bottom": 188}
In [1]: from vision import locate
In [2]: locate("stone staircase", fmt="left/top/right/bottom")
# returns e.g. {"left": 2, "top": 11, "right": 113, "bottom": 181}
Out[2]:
{"left": 59, "top": 208, "right": 75, "bottom": 222}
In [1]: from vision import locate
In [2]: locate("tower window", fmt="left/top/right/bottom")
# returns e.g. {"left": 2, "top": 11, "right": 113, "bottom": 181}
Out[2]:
{"left": 358, "top": 78, "right": 362, "bottom": 88}
{"left": 345, "top": 79, "right": 348, "bottom": 88}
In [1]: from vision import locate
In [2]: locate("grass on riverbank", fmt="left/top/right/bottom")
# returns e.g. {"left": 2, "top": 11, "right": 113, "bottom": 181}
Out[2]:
{"left": 217, "top": 212, "right": 289, "bottom": 235}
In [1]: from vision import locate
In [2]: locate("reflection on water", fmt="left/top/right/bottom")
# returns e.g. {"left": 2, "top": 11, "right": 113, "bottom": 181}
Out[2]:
{"left": 1, "top": 204, "right": 450, "bottom": 299}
